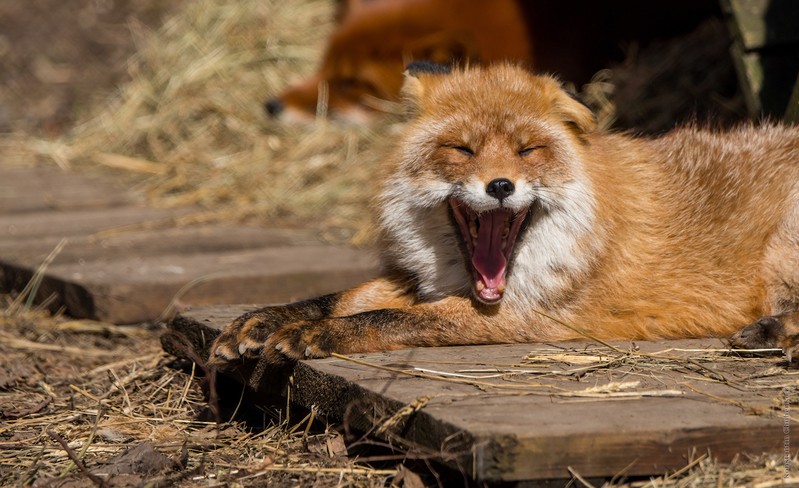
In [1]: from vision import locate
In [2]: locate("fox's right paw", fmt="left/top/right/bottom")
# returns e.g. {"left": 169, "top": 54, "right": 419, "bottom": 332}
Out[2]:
{"left": 729, "top": 315, "right": 799, "bottom": 364}
{"left": 729, "top": 316, "right": 785, "bottom": 350}
{"left": 208, "top": 310, "right": 284, "bottom": 369}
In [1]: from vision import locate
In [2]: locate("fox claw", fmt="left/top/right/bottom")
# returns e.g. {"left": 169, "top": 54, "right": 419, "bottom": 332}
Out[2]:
{"left": 209, "top": 313, "right": 336, "bottom": 371}
{"left": 264, "top": 320, "right": 336, "bottom": 361}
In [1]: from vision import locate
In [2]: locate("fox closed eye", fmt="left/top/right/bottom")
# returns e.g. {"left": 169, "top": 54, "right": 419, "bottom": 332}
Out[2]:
{"left": 450, "top": 145, "right": 475, "bottom": 157}
{"left": 518, "top": 146, "right": 545, "bottom": 157}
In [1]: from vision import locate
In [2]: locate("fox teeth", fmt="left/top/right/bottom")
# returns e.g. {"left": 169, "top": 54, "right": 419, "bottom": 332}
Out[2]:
{"left": 476, "top": 280, "right": 485, "bottom": 291}
{"left": 469, "top": 220, "right": 478, "bottom": 238}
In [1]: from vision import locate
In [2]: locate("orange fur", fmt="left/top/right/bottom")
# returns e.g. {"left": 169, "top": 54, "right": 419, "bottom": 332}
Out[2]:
{"left": 211, "top": 64, "right": 799, "bottom": 367}
{"left": 269, "top": 0, "right": 532, "bottom": 123}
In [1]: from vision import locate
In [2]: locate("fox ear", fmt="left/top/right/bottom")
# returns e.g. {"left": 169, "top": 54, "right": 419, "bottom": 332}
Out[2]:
{"left": 401, "top": 61, "right": 451, "bottom": 116}
{"left": 555, "top": 89, "right": 597, "bottom": 134}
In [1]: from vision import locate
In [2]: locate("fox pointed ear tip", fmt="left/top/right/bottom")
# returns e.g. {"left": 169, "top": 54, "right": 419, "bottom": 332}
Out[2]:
{"left": 405, "top": 60, "right": 452, "bottom": 77}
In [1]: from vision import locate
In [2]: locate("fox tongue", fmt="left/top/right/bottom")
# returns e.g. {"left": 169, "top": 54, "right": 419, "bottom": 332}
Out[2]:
{"left": 471, "top": 209, "right": 507, "bottom": 301}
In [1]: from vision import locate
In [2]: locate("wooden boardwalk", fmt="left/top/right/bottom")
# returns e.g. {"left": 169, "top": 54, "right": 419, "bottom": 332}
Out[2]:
{"left": 4, "top": 164, "right": 793, "bottom": 482}
{"left": 169, "top": 305, "right": 793, "bottom": 482}
{"left": 0, "top": 165, "right": 378, "bottom": 323}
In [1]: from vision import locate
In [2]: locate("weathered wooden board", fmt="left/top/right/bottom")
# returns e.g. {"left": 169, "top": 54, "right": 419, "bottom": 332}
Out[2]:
{"left": 168, "top": 306, "right": 794, "bottom": 481}
{"left": 0, "top": 165, "right": 141, "bottom": 214}
{"left": 0, "top": 166, "right": 378, "bottom": 323}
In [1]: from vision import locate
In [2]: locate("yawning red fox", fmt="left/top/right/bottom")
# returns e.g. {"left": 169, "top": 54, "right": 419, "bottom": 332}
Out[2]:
{"left": 211, "top": 63, "right": 799, "bottom": 369}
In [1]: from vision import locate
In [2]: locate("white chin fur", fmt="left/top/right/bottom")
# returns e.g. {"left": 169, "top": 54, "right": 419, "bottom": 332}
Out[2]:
{"left": 379, "top": 170, "right": 598, "bottom": 305}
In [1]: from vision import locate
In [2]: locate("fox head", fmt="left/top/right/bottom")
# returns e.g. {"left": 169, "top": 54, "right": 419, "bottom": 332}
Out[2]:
{"left": 379, "top": 63, "right": 599, "bottom": 307}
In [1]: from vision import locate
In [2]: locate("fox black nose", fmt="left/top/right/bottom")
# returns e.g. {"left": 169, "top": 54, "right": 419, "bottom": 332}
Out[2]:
{"left": 264, "top": 98, "right": 283, "bottom": 117}
{"left": 486, "top": 178, "right": 515, "bottom": 201}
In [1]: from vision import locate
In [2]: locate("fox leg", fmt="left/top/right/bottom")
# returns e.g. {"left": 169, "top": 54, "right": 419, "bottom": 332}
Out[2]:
{"left": 260, "top": 295, "right": 506, "bottom": 363}
{"left": 730, "top": 199, "right": 799, "bottom": 358}
{"left": 209, "top": 293, "right": 340, "bottom": 364}
{"left": 209, "top": 275, "right": 418, "bottom": 367}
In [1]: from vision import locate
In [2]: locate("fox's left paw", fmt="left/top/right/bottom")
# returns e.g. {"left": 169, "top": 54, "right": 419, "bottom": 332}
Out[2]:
{"left": 263, "top": 319, "right": 342, "bottom": 363}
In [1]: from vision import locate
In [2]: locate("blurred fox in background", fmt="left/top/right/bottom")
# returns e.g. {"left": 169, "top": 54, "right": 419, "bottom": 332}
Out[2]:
{"left": 264, "top": 0, "right": 533, "bottom": 123}
{"left": 264, "top": 0, "right": 724, "bottom": 125}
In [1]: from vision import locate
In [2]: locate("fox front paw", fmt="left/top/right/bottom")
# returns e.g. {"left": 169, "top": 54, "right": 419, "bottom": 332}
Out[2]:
{"left": 209, "top": 310, "right": 286, "bottom": 368}
{"left": 729, "top": 316, "right": 799, "bottom": 364}
{"left": 265, "top": 320, "right": 339, "bottom": 362}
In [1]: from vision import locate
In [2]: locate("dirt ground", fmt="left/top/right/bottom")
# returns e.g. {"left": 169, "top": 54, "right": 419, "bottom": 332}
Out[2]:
{"left": 0, "top": 0, "right": 793, "bottom": 486}
{"left": 0, "top": 0, "right": 183, "bottom": 136}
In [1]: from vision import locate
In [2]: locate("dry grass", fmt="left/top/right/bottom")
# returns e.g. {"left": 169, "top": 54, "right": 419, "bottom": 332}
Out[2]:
{"left": 0, "top": 297, "right": 398, "bottom": 487}
{"left": 8, "top": 0, "right": 395, "bottom": 244}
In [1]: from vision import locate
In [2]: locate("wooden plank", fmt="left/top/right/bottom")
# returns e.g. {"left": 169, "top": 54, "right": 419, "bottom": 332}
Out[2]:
{"left": 0, "top": 165, "right": 140, "bottom": 214}
{"left": 0, "top": 205, "right": 196, "bottom": 239}
{"left": 167, "top": 306, "right": 792, "bottom": 481}
{"left": 0, "top": 224, "right": 319, "bottom": 264}
{"left": 786, "top": 71, "right": 799, "bottom": 123}
{"left": 722, "top": 0, "right": 799, "bottom": 117}
{"left": 0, "top": 165, "right": 378, "bottom": 324}
{"left": 1, "top": 245, "right": 378, "bottom": 324}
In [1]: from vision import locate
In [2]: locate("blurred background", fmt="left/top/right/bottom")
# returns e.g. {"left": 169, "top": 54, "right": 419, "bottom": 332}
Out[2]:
{"left": 1, "top": 0, "right": 797, "bottom": 242}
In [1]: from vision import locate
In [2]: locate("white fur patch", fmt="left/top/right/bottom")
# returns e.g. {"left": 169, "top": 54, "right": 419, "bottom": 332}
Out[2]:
{"left": 379, "top": 153, "right": 599, "bottom": 308}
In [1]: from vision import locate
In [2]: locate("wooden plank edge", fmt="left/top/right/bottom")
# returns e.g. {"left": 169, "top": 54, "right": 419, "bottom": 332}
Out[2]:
{"left": 164, "top": 308, "right": 792, "bottom": 481}
{"left": 290, "top": 361, "right": 787, "bottom": 481}
{"left": 0, "top": 261, "right": 96, "bottom": 318}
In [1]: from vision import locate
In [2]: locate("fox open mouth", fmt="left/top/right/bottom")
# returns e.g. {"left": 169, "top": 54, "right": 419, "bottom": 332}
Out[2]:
{"left": 449, "top": 199, "right": 529, "bottom": 304}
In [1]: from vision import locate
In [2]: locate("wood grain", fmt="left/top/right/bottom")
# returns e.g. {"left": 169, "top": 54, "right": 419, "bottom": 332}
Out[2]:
{"left": 168, "top": 305, "right": 792, "bottom": 481}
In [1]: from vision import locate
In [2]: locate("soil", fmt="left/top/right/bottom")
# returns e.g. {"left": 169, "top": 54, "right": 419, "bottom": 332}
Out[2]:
{"left": 0, "top": 0, "right": 180, "bottom": 136}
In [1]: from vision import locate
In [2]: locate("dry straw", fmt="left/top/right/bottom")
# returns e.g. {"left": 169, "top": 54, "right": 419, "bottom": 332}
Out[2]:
{"left": 16, "top": 0, "right": 396, "bottom": 244}
{"left": 0, "top": 300, "right": 395, "bottom": 486}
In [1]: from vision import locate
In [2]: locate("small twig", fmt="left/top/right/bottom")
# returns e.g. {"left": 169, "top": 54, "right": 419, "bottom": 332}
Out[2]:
{"left": 8, "top": 239, "right": 66, "bottom": 314}
{"left": 46, "top": 430, "right": 106, "bottom": 487}
{"left": 375, "top": 396, "right": 430, "bottom": 436}
{"left": 568, "top": 466, "right": 597, "bottom": 488}
{"left": 664, "top": 452, "right": 708, "bottom": 480}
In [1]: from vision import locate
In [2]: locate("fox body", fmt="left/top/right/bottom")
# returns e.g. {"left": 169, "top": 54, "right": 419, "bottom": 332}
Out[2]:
{"left": 212, "top": 64, "right": 799, "bottom": 368}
